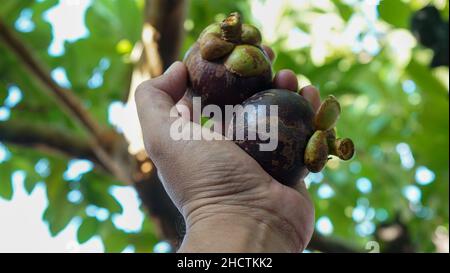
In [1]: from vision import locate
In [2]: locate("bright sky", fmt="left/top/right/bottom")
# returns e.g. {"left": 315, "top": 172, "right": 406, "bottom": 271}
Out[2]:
{"left": 0, "top": 177, "right": 104, "bottom": 253}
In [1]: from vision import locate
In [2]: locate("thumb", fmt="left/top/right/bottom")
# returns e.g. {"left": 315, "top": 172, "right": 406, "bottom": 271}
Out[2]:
{"left": 135, "top": 61, "right": 188, "bottom": 156}
{"left": 136, "top": 61, "right": 187, "bottom": 107}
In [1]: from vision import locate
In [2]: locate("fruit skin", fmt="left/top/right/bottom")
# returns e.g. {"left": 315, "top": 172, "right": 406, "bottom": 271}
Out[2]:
{"left": 184, "top": 13, "right": 273, "bottom": 108}
{"left": 185, "top": 43, "right": 272, "bottom": 108}
{"left": 232, "top": 89, "right": 316, "bottom": 186}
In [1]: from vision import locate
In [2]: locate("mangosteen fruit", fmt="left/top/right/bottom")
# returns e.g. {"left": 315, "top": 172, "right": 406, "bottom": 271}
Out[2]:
{"left": 232, "top": 89, "right": 354, "bottom": 186}
{"left": 184, "top": 12, "right": 273, "bottom": 108}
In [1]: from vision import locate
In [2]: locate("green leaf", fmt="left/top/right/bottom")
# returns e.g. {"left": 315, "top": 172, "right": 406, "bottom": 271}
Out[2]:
{"left": 42, "top": 161, "right": 80, "bottom": 236}
{"left": 331, "top": 0, "right": 353, "bottom": 21}
{"left": 24, "top": 169, "right": 41, "bottom": 194}
{"left": 77, "top": 217, "right": 99, "bottom": 244}
{"left": 130, "top": 217, "right": 159, "bottom": 253}
{"left": 43, "top": 202, "right": 80, "bottom": 236}
{"left": 0, "top": 165, "right": 13, "bottom": 200}
{"left": 99, "top": 221, "right": 130, "bottom": 253}
{"left": 0, "top": 0, "right": 34, "bottom": 19}
{"left": 80, "top": 173, "right": 123, "bottom": 214}
{"left": 378, "top": 0, "right": 412, "bottom": 28}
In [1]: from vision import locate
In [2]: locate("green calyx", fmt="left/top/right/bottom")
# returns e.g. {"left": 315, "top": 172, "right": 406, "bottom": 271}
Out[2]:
{"left": 305, "top": 130, "right": 329, "bottom": 173}
{"left": 241, "top": 24, "right": 262, "bottom": 45}
{"left": 199, "top": 23, "right": 221, "bottom": 38}
{"left": 323, "top": 127, "right": 355, "bottom": 160}
{"left": 331, "top": 138, "right": 355, "bottom": 160}
{"left": 224, "top": 45, "right": 271, "bottom": 77}
{"left": 304, "top": 97, "right": 355, "bottom": 173}
{"left": 199, "top": 33, "right": 235, "bottom": 60}
{"left": 314, "top": 95, "right": 341, "bottom": 131}
{"left": 198, "top": 12, "right": 269, "bottom": 75}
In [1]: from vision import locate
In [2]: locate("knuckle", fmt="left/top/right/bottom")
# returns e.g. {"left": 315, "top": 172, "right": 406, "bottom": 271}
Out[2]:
{"left": 135, "top": 80, "right": 152, "bottom": 101}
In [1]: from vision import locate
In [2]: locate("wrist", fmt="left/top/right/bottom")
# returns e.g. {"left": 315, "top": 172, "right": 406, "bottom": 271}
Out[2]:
{"left": 179, "top": 212, "right": 299, "bottom": 253}
{"left": 178, "top": 186, "right": 309, "bottom": 253}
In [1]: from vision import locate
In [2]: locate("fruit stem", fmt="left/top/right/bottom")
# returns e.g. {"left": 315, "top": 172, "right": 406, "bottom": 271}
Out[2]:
{"left": 221, "top": 12, "right": 242, "bottom": 43}
{"left": 329, "top": 138, "right": 355, "bottom": 160}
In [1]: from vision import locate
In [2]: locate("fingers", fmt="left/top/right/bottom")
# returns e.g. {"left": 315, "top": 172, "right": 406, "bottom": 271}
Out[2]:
{"left": 260, "top": 45, "right": 321, "bottom": 113}
{"left": 176, "top": 92, "right": 194, "bottom": 121}
{"left": 300, "top": 85, "right": 321, "bottom": 112}
{"left": 262, "top": 45, "right": 275, "bottom": 63}
{"left": 272, "top": 70, "right": 322, "bottom": 114}
{"left": 261, "top": 44, "right": 321, "bottom": 112}
{"left": 135, "top": 61, "right": 188, "bottom": 156}
{"left": 273, "top": 70, "right": 298, "bottom": 91}
{"left": 143, "top": 61, "right": 187, "bottom": 102}
{"left": 273, "top": 72, "right": 321, "bottom": 114}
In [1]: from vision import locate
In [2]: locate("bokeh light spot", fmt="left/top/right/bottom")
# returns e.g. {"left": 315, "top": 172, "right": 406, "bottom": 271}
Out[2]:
{"left": 415, "top": 166, "right": 435, "bottom": 186}
{"left": 63, "top": 159, "right": 94, "bottom": 182}
{"left": 5, "top": 85, "right": 23, "bottom": 108}
{"left": 316, "top": 216, "right": 334, "bottom": 236}
{"left": 15, "top": 8, "right": 36, "bottom": 33}
{"left": 317, "top": 184, "right": 335, "bottom": 199}
{"left": 153, "top": 241, "right": 172, "bottom": 253}
{"left": 356, "top": 177, "right": 372, "bottom": 194}
{"left": 402, "top": 185, "right": 422, "bottom": 204}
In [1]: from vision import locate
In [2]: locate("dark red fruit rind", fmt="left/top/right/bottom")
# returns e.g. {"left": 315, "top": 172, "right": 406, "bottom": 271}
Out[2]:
{"left": 184, "top": 43, "right": 273, "bottom": 108}
{"left": 232, "top": 89, "right": 315, "bottom": 186}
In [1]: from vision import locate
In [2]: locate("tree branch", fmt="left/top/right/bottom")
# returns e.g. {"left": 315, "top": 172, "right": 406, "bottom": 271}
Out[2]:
{"left": 145, "top": 0, "right": 188, "bottom": 69}
{"left": 0, "top": 19, "right": 131, "bottom": 183}
{"left": 307, "top": 233, "right": 360, "bottom": 253}
{"left": 0, "top": 120, "right": 97, "bottom": 163}
{"left": 0, "top": 19, "right": 103, "bottom": 141}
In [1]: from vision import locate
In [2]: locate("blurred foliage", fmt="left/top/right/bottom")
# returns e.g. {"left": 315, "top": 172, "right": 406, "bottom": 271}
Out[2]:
{"left": 1, "top": 0, "right": 449, "bottom": 252}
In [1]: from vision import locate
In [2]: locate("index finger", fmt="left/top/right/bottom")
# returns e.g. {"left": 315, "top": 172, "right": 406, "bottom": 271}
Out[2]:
{"left": 262, "top": 45, "right": 275, "bottom": 63}
{"left": 135, "top": 62, "right": 188, "bottom": 156}
{"left": 300, "top": 85, "right": 321, "bottom": 112}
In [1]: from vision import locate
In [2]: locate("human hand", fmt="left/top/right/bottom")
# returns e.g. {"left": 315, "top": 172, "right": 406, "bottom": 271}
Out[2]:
{"left": 135, "top": 49, "right": 322, "bottom": 253}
